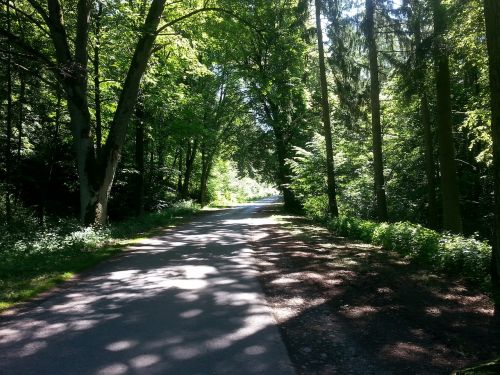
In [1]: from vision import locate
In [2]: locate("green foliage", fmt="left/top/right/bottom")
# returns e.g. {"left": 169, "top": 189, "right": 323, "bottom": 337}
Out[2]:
{"left": 304, "top": 204, "right": 492, "bottom": 287}
{"left": 287, "top": 135, "right": 328, "bottom": 204}
{"left": 435, "top": 234, "right": 491, "bottom": 284}
{"left": 288, "top": 134, "right": 374, "bottom": 219}
{"left": 207, "top": 159, "right": 278, "bottom": 206}
{"left": 303, "top": 195, "right": 330, "bottom": 221}
{"left": 372, "top": 222, "right": 440, "bottom": 260}
{"left": 0, "top": 201, "right": 200, "bottom": 311}
{"left": 0, "top": 0, "right": 498, "bottom": 310}
{"left": 326, "top": 215, "right": 379, "bottom": 243}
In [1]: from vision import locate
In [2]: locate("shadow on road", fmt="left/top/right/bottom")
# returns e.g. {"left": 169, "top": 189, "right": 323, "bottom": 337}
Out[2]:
{"left": 0, "top": 200, "right": 293, "bottom": 375}
{"left": 2, "top": 199, "right": 497, "bottom": 375}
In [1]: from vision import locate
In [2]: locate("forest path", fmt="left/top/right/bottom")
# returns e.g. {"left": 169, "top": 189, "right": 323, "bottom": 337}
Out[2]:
{"left": 2, "top": 199, "right": 498, "bottom": 375}
{"left": 0, "top": 198, "right": 295, "bottom": 375}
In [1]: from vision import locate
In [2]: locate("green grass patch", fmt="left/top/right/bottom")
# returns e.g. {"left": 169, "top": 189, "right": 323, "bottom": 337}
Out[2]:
{"left": 0, "top": 201, "right": 200, "bottom": 312}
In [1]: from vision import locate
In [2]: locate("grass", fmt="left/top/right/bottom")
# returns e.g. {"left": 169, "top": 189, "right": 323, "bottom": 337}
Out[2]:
{"left": 0, "top": 201, "right": 200, "bottom": 313}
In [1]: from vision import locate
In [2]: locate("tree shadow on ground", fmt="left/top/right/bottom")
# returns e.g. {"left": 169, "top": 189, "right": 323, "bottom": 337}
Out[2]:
{"left": 251, "top": 205, "right": 500, "bottom": 375}
{"left": 2, "top": 200, "right": 497, "bottom": 375}
{"left": 0, "top": 202, "right": 293, "bottom": 375}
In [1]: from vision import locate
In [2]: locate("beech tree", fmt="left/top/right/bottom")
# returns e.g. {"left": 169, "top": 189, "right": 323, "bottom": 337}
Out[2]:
{"left": 0, "top": 0, "right": 240, "bottom": 224}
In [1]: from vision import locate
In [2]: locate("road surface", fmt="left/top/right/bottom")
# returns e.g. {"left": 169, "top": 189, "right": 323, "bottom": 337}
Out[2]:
{"left": 0, "top": 198, "right": 295, "bottom": 375}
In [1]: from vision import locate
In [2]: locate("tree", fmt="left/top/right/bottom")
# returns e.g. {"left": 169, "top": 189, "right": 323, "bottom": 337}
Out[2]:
{"left": 364, "top": 0, "right": 388, "bottom": 221}
{"left": 3, "top": 1, "right": 13, "bottom": 224}
{"left": 483, "top": 0, "right": 500, "bottom": 309}
{"left": 1, "top": 1, "right": 242, "bottom": 224}
{"left": 0, "top": 0, "right": 169, "bottom": 224}
{"left": 218, "top": 0, "right": 312, "bottom": 211}
{"left": 134, "top": 93, "right": 145, "bottom": 215}
{"left": 314, "top": 0, "right": 339, "bottom": 217}
{"left": 406, "top": 0, "right": 438, "bottom": 229}
{"left": 432, "top": 0, "right": 463, "bottom": 233}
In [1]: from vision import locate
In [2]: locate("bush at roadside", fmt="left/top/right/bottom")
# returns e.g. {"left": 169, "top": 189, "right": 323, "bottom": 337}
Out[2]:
{"left": 305, "top": 200, "right": 491, "bottom": 287}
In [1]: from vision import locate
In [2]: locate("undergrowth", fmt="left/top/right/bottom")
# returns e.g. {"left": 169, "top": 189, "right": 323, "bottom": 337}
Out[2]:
{"left": 0, "top": 200, "right": 199, "bottom": 312}
{"left": 305, "top": 204, "right": 492, "bottom": 289}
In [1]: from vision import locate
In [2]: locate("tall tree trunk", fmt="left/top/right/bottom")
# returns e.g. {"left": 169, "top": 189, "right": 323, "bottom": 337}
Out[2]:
{"left": 177, "top": 146, "right": 184, "bottom": 196}
{"left": 148, "top": 147, "right": 154, "bottom": 187}
{"left": 410, "top": 0, "right": 438, "bottom": 229}
{"left": 134, "top": 95, "right": 145, "bottom": 216}
{"left": 181, "top": 139, "right": 198, "bottom": 199}
{"left": 432, "top": 0, "right": 462, "bottom": 233}
{"left": 166, "top": 147, "right": 179, "bottom": 190}
{"left": 365, "top": 0, "right": 388, "bottom": 221}
{"left": 315, "top": 0, "right": 339, "bottom": 217}
{"left": 156, "top": 131, "right": 165, "bottom": 174}
{"left": 199, "top": 147, "right": 214, "bottom": 206}
{"left": 17, "top": 73, "right": 25, "bottom": 159}
{"left": 483, "top": 0, "right": 500, "bottom": 310}
{"left": 262, "top": 100, "right": 300, "bottom": 211}
{"left": 421, "top": 94, "right": 439, "bottom": 229}
{"left": 39, "top": 90, "right": 62, "bottom": 225}
{"left": 46, "top": 0, "right": 98, "bottom": 225}
{"left": 4, "top": 1, "right": 13, "bottom": 225}
{"left": 94, "top": 2, "right": 103, "bottom": 155}
{"left": 90, "top": 0, "right": 166, "bottom": 225}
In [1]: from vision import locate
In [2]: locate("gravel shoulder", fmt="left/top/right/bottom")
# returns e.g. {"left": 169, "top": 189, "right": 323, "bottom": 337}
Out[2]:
{"left": 251, "top": 206, "right": 499, "bottom": 375}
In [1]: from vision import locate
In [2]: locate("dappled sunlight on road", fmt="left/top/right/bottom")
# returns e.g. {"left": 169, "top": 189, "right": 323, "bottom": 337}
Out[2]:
{"left": 0, "top": 199, "right": 294, "bottom": 375}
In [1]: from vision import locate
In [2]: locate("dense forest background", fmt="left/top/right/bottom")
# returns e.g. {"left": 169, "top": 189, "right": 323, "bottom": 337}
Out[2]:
{"left": 1, "top": 0, "right": 500, "bottom": 306}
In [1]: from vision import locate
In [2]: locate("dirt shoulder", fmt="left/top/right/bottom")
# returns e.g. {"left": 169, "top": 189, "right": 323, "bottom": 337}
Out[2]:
{"left": 251, "top": 206, "right": 499, "bottom": 375}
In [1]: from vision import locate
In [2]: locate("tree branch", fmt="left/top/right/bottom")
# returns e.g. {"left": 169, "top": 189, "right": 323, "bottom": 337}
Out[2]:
{"left": 0, "top": 0, "right": 51, "bottom": 38}
{"left": 0, "top": 26, "right": 55, "bottom": 68}
{"left": 26, "top": 0, "right": 51, "bottom": 25}
{"left": 156, "top": 7, "right": 258, "bottom": 35}
{"left": 47, "top": 0, "right": 72, "bottom": 66}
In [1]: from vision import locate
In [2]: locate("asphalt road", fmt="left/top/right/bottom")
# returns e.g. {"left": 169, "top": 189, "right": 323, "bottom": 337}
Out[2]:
{"left": 0, "top": 198, "right": 295, "bottom": 375}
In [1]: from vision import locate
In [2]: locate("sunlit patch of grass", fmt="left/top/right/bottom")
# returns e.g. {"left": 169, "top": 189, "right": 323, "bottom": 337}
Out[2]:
{"left": 270, "top": 214, "right": 294, "bottom": 226}
{"left": 0, "top": 202, "right": 200, "bottom": 313}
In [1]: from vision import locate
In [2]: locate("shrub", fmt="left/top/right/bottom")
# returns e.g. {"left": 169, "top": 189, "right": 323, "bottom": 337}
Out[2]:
{"left": 305, "top": 208, "right": 492, "bottom": 288}
{"left": 327, "top": 216, "right": 378, "bottom": 243}
{"left": 0, "top": 202, "right": 200, "bottom": 310}
{"left": 436, "top": 234, "right": 491, "bottom": 284}
{"left": 372, "top": 222, "right": 440, "bottom": 260}
{"left": 303, "top": 195, "right": 329, "bottom": 222}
